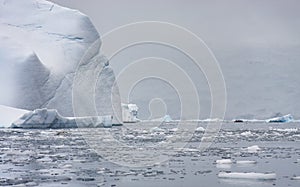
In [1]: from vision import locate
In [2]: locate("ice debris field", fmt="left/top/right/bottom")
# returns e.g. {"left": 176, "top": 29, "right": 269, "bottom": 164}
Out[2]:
{"left": 0, "top": 121, "right": 300, "bottom": 187}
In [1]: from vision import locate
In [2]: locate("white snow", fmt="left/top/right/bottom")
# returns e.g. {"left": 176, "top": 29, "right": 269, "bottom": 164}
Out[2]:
{"left": 218, "top": 172, "right": 276, "bottom": 180}
{"left": 216, "top": 159, "right": 232, "bottom": 164}
{"left": 0, "top": 105, "right": 29, "bottom": 128}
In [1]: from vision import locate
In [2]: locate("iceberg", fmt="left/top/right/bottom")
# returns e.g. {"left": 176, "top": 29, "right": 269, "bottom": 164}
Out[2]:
{"left": 121, "top": 103, "right": 139, "bottom": 123}
{"left": 11, "top": 108, "right": 113, "bottom": 129}
{"left": 267, "top": 114, "right": 293, "bottom": 123}
{"left": 0, "top": 0, "right": 122, "bottom": 123}
{"left": 162, "top": 115, "right": 173, "bottom": 122}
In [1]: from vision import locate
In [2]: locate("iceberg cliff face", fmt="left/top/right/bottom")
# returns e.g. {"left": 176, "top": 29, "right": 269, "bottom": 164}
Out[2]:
{"left": 0, "top": 0, "right": 122, "bottom": 123}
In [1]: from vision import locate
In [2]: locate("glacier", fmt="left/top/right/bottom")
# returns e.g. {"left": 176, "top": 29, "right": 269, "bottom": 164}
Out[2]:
{"left": 0, "top": 0, "right": 122, "bottom": 124}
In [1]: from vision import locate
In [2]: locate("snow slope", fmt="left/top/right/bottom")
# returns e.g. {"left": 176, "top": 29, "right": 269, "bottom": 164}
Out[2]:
{"left": 0, "top": 0, "right": 122, "bottom": 122}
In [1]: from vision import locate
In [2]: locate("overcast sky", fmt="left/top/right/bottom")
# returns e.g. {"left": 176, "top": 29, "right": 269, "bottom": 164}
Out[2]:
{"left": 49, "top": 0, "right": 300, "bottom": 119}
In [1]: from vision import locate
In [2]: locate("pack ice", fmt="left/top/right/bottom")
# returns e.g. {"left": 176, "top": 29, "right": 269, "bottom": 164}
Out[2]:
{"left": 0, "top": 0, "right": 122, "bottom": 125}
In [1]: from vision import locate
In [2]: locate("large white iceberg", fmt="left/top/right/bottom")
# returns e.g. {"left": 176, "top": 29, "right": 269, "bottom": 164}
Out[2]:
{"left": 11, "top": 108, "right": 113, "bottom": 129}
{"left": 0, "top": 0, "right": 122, "bottom": 124}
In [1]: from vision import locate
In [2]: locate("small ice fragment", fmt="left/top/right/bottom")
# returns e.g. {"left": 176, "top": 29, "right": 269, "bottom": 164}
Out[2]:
{"left": 195, "top": 127, "right": 205, "bottom": 132}
{"left": 218, "top": 172, "right": 276, "bottom": 180}
{"left": 150, "top": 127, "right": 165, "bottom": 132}
{"left": 216, "top": 159, "right": 232, "bottom": 164}
{"left": 271, "top": 128, "right": 297, "bottom": 132}
{"left": 291, "top": 176, "right": 300, "bottom": 180}
{"left": 246, "top": 145, "right": 261, "bottom": 153}
{"left": 169, "top": 128, "right": 178, "bottom": 132}
{"left": 62, "top": 164, "right": 72, "bottom": 168}
{"left": 241, "top": 131, "right": 252, "bottom": 136}
{"left": 236, "top": 160, "right": 257, "bottom": 164}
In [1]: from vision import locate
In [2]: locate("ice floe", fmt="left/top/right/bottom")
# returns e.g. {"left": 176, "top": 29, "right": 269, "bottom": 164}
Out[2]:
{"left": 246, "top": 145, "right": 261, "bottom": 153}
{"left": 216, "top": 159, "right": 232, "bottom": 164}
{"left": 195, "top": 126, "right": 206, "bottom": 132}
{"left": 218, "top": 172, "right": 276, "bottom": 180}
{"left": 236, "top": 160, "right": 257, "bottom": 164}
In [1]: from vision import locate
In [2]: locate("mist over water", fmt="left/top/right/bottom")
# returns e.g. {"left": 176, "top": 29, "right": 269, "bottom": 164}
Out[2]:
{"left": 50, "top": 0, "right": 300, "bottom": 120}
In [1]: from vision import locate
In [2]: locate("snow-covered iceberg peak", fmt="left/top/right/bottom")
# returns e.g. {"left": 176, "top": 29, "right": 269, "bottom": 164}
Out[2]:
{"left": 0, "top": 0, "right": 100, "bottom": 72}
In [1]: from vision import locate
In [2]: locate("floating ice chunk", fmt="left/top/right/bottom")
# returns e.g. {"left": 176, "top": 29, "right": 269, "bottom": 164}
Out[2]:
{"left": 236, "top": 160, "right": 257, "bottom": 164}
{"left": 182, "top": 148, "right": 199, "bottom": 152}
{"left": 150, "top": 127, "right": 165, "bottom": 133}
{"left": 195, "top": 126, "right": 205, "bottom": 132}
{"left": 267, "top": 114, "right": 293, "bottom": 123}
{"left": 270, "top": 128, "right": 298, "bottom": 132}
{"left": 163, "top": 115, "right": 172, "bottom": 122}
{"left": 241, "top": 131, "right": 252, "bottom": 136}
{"left": 246, "top": 145, "right": 261, "bottom": 153}
{"left": 291, "top": 176, "right": 300, "bottom": 180}
{"left": 203, "top": 118, "right": 222, "bottom": 122}
{"left": 216, "top": 159, "right": 232, "bottom": 164}
{"left": 218, "top": 172, "right": 276, "bottom": 180}
{"left": 169, "top": 128, "right": 178, "bottom": 132}
{"left": 201, "top": 136, "right": 214, "bottom": 142}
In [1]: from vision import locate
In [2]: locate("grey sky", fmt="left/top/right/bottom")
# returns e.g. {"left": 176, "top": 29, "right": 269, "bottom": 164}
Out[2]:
{"left": 49, "top": 0, "right": 300, "bottom": 119}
